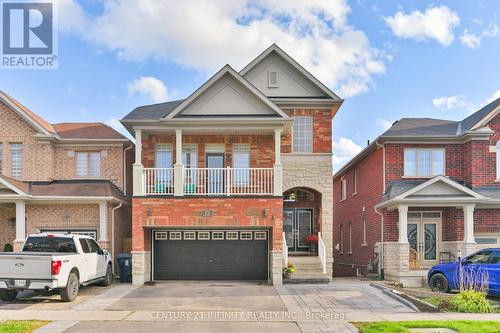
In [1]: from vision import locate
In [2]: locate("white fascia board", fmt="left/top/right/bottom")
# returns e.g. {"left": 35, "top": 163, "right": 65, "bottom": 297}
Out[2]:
{"left": 470, "top": 105, "right": 500, "bottom": 131}
{"left": 394, "top": 176, "right": 485, "bottom": 200}
{"left": 163, "top": 65, "right": 289, "bottom": 120}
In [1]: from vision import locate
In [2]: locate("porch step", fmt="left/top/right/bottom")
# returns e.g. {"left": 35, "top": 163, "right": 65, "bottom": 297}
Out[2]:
{"left": 285, "top": 272, "right": 331, "bottom": 284}
{"left": 286, "top": 256, "right": 328, "bottom": 283}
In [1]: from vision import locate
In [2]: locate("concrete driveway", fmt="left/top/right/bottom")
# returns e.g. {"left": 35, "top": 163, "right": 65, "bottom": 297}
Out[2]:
{"left": 106, "top": 281, "right": 287, "bottom": 312}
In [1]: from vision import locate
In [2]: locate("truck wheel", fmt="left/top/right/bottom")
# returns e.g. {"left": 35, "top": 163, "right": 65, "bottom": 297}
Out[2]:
{"left": 100, "top": 264, "right": 113, "bottom": 286}
{"left": 60, "top": 272, "right": 79, "bottom": 302}
{"left": 0, "top": 290, "right": 18, "bottom": 301}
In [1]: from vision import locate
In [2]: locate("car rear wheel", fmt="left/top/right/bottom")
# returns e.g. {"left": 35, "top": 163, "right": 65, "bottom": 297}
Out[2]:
{"left": 60, "top": 272, "right": 79, "bottom": 302}
{"left": 0, "top": 289, "right": 18, "bottom": 301}
{"left": 429, "top": 273, "right": 449, "bottom": 293}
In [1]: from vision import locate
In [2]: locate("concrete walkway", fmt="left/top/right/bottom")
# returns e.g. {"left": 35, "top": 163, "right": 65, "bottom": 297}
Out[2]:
{"left": 0, "top": 279, "right": 498, "bottom": 333}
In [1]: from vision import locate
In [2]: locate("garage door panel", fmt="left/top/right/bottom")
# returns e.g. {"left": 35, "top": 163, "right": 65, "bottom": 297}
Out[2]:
{"left": 153, "top": 230, "right": 269, "bottom": 280}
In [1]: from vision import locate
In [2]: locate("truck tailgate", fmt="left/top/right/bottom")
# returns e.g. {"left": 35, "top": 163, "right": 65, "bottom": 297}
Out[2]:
{"left": 0, "top": 254, "right": 52, "bottom": 280}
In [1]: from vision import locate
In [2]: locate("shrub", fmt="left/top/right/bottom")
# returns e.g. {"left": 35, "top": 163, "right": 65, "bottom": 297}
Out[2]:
{"left": 448, "top": 290, "right": 493, "bottom": 313}
{"left": 3, "top": 243, "right": 13, "bottom": 252}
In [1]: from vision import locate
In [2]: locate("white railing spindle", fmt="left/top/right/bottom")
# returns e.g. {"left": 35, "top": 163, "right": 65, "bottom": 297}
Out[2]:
{"left": 318, "top": 232, "right": 327, "bottom": 274}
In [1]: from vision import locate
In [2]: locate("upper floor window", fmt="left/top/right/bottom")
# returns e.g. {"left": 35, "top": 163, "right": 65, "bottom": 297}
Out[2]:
{"left": 156, "top": 144, "right": 173, "bottom": 168}
{"left": 182, "top": 144, "right": 197, "bottom": 168}
{"left": 292, "top": 116, "right": 313, "bottom": 153}
{"left": 76, "top": 151, "right": 100, "bottom": 177}
{"left": 353, "top": 169, "right": 357, "bottom": 195}
{"left": 404, "top": 148, "right": 444, "bottom": 177}
{"left": 340, "top": 176, "right": 347, "bottom": 201}
{"left": 233, "top": 144, "right": 250, "bottom": 184}
{"left": 10, "top": 143, "right": 23, "bottom": 179}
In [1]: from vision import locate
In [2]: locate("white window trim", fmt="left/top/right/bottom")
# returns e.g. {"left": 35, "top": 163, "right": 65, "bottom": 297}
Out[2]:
{"left": 75, "top": 151, "right": 101, "bottom": 178}
{"left": 339, "top": 225, "right": 344, "bottom": 254}
{"left": 352, "top": 169, "right": 357, "bottom": 196}
{"left": 155, "top": 144, "right": 173, "bottom": 168}
{"left": 268, "top": 71, "right": 278, "bottom": 88}
{"left": 292, "top": 116, "right": 313, "bottom": 154}
{"left": 403, "top": 148, "right": 446, "bottom": 178}
{"left": 348, "top": 222, "right": 352, "bottom": 254}
{"left": 362, "top": 216, "right": 367, "bottom": 247}
{"left": 496, "top": 142, "right": 500, "bottom": 181}
{"left": 340, "top": 177, "right": 347, "bottom": 202}
{"left": 10, "top": 143, "right": 23, "bottom": 179}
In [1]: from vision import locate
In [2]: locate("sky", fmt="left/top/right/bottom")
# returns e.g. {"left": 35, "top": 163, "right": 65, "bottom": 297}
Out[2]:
{"left": 1, "top": 0, "right": 499, "bottom": 172}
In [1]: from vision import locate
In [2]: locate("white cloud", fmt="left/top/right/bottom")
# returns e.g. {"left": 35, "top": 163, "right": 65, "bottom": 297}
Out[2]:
{"left": 384, "top": 6, "right": 460, "bottom": 46}
{"left": 432, "top": 94, "right": 470, "bottom": 110}
{"left": 460, "top": 25, "right": 500, "bottom": 49}
{"left": 332, "top": 137, "right": 363, "bottom": 172}
{"left": 59, "top": 0, "right": 387, "bottom": 98}
{"left": 376, "top": 118, "right": 392, "bottom": 131}
{"left": 58, "top": 0, "right": 88, "bottom": 34}
{"left": 483, "top": 89, "right": 500, "bottom": 105}
{"left": 127, "top": 76, "right": 170, "bottom": 103}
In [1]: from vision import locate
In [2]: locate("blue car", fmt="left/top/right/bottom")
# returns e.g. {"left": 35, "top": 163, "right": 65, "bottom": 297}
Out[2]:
{"left": 428, "top": 248, "right": 500, "bottom": 296}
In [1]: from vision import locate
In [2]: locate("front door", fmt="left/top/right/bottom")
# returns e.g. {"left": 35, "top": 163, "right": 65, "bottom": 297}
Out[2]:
{"left": 284, "top": 209, "right": 313, "bottom": 251}
{"left": 206, "top": 153, "right": 224, "bottom": 194}
{"left": 408, "top": 212, "right": 440, "bottom": 268}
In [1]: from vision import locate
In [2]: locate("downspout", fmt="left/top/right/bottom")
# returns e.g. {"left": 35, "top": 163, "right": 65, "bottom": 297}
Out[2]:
{"left": 111, "top": 202, "right": 123, "bottom": 274}
{"left": 375, "top": 140, "right": 386, "bottom": 279}
{"left": 123, "top": 144, "right": 133, "bottom": 197}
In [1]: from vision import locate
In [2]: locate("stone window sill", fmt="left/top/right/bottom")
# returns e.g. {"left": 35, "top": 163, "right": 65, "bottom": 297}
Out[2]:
{"left": 361, "top": 243, "right": 368, "bottom": 247}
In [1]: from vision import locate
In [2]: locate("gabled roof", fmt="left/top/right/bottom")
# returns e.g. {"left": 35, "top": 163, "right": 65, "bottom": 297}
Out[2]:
{"left": 0, "top": 90, "right": 56, "bottom": 136}
{"left": 382, "top": 118, "right": 459, "bottom": 137}
{"left": 52, "top": 123, "right": 128, "bottom": 140}
{"left": 240, "top": 44, "right": 342, "bottom": 101}
{"left": 0, "top": 175, "right": 29, "bottom": 195}
{"left": 460, "top": 97, "right": 500, "bottom": 133}
{"left": 122, "top": 100, "right": 185, "bottom": 121}
{"left": 163, "top": 65, "right": 289, "bottom": 119}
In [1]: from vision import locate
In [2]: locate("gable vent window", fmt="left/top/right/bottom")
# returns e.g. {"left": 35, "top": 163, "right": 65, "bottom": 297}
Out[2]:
{"left": 268, "top": 71, "right": 278, "bottom": 88}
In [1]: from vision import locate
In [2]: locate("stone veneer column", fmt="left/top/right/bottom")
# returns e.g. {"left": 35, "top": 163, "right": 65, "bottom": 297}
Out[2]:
{"left": 132, "top": 251, "right": 151, "bottom": 285}
{"left": 271, "top": 251, "right": 283, "bottom": 285}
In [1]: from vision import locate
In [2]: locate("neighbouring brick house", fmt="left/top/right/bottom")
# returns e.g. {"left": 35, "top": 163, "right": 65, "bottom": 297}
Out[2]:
{"left": 0, "top": 91, "right": 133, "bottom": 261}
{"left": 121, "top": 44, "right": 342, "bottom": 285}
{"left": 332, "top": 97, "right": 500, "bottom": 287}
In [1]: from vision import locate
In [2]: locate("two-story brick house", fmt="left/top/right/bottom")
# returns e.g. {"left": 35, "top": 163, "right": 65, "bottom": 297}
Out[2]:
{"left": 333, "top": 97, "right": 500, "bottom": 287}
{"left": 0, "top": 91, "right": 133, "bottom": 261}
{"left": 121, "top": 44, "right": 342, "bottom": 285}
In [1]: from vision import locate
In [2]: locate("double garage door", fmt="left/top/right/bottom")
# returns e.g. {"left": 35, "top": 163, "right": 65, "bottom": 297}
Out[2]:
{"left": 153, "top": 230, "right": 269, "bottom": 280}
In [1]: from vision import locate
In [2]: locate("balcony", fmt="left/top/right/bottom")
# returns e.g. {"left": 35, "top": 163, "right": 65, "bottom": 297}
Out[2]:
{"left": 143, "top": 167, "right": 275, "bottom": 196}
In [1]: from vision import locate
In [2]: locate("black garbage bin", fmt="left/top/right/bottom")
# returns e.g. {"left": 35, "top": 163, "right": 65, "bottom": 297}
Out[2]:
{"left": 116, "top": 253, "right": 132, "bottom": 283}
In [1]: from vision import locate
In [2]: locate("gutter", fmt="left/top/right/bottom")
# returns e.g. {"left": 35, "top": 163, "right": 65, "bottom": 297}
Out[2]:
{"left": 374, "top": 140, "right": 386, "bottom": 279}
{"left": 111, "top": 202, "right": 123, "bottom": 272}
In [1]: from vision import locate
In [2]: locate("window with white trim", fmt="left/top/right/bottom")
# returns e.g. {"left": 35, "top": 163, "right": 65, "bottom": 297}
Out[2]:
{"left": 339, "top": 225, "right": 344, "bottom": 254}
{"left": 353, "top": 169, "right": 357, "bottom": 195}
{"left": 76, "top": 151, "right": 101, "bottom": 177}
{"left": 155, "top": 232, "right": 167, "bottom": 240}
{"left": 362, "top": 216, "right": 367, "bottom": 246}
{"left": 156, "top": 144, "right": 173, "bottom": 168}
{"left": 348, "top": 222, "right": 352, "bottom": 254}
{"left": 226, "top": 231, "right": 239, "bottom": 240}
{"left": 183, "top": 231, "right": 196, "bottom": 240}
{"left": 198, "top": 231, "right": 210, "bottom": 240}
{"left": 292, "top": 116, "right": 313, "bottom": 153}
{"left": 10, "top": 143, "right": 23, "bottom": 179}
{"left": 182, "top": 144, "right": 197, "bottom": 168}
{"left": 404, "top": 148, "right": 444, "bottom": 177}
{"left": 254, "top": 231, "right": 267, "bottom": 240}
{"left": 233, "top": 144, "right": 250, "bottom": 184}
{"left": 212, "top": 231, "right": 224, "bottom": 240}
{"left": 340, "top": 177, "right": 347, "bottom": 201}
{"left": 169, "top": 231, "right": 182, "bottom": 240}
{"left": 240, "top": 231, "right": 253, "bottom": 240}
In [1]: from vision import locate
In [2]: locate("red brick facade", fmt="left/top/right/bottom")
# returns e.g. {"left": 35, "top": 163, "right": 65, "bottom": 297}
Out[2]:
{"left": 132, "top": 197, "right": 283, "bottom": 253}
{"left": 333, "top": 112, "right": 500, "bottom": 277}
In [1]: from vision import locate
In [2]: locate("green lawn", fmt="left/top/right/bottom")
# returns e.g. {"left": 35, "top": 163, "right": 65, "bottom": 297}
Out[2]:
{"left": 0, "top": 321, "right": 48, "bottom": 333}
{"left": 354, "top": 320, "right": 500, "bottom": 333}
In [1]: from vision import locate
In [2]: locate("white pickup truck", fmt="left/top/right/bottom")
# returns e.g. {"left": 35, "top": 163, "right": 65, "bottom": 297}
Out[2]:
{"left": 0, "top": 234, "right": 113, "bottom": 302}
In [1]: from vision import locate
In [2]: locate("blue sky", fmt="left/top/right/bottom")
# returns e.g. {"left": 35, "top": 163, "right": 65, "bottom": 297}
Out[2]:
{"left": 1, "top": 0, "right": 499, "bottom": 171}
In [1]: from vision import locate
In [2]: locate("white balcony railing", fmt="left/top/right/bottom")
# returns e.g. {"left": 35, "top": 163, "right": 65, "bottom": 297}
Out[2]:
{"left": 283, "top": 232, "right": 288, "bottom": 268}
{"left": 184, "top": 167, "right": 273, "bottom": 195}
{"left": 143, "top": 168, "right": 174, "bottom": 195}
{"left": 142, "top": 167, "right": 274, "bottom": 196}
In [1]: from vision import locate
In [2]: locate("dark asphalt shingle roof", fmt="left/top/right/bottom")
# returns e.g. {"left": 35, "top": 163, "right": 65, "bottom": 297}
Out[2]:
{"left": 459, "top": 97, "right": 500, "bottom": 134}
{"left": 122, "top": 100, "right": 185, "bottom": 120}
{"left": 382, "top": 118, "right": 459, "bottom": 137}
{"left": 473, "top": 186, "right": 500, "bottom": 199}
{"left": 382, "top": 180, "right": 426, "bottom": 201}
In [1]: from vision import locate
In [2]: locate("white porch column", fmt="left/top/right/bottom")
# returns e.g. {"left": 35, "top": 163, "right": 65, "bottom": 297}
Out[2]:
{"left": 463, "top": 204, "right": 476, "bottom": 244}
{"left": 133, "top": 129, "right": 144, "bottom": 196}
{"left": 99, "top": 202, "right": 108, "bottom": 242}
{"left": 273, "top": 128, "right": 283, "bottom": 196}
{"left": 14, "top": 201, "right": 26, "bottom": 243}
{"left": 174, "top": 129, "right": 184, "bottom": 196}
{"left": 398, "top": 205, "right": 409, "bottom": 243}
